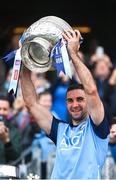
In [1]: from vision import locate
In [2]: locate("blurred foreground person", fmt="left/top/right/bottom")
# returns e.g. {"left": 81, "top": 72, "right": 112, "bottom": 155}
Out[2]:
{"left": 0, "top": 93, "right": 21, "bottom": 164}
{"left": 101, "top": 117, "right": 116, "bottom": 179}
{"left": 109, "top": 117, "right": 116, "bottom": 163}
{"left": 20, "top": 29, "right": 109, "bottom": 179}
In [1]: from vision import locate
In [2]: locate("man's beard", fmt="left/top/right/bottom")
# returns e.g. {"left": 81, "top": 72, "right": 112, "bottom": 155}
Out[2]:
{"left": 69, "top": 111, "right": 87, "bottom": 123}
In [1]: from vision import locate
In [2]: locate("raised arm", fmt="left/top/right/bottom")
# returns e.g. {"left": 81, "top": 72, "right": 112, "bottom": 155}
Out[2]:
{"left": 62, "top": 30, "right": 104, "bottom": 125}
{"left": 20, "top": 64, "right": 53, "bottom": 135}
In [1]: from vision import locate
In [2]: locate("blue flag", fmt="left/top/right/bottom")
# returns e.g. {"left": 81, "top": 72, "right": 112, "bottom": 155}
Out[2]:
{"left": 1, "top": 50, "right": 17, "bottom": 67}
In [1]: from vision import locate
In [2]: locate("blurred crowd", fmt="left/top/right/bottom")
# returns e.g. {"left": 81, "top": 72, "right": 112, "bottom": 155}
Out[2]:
{"left": 0, "top": 28, "right": 116, "bottom": 179}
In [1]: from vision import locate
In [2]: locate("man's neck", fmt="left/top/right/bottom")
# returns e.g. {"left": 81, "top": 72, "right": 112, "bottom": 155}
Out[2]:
{"left": 72, "top": 115, "right": 89, "bottom": 126}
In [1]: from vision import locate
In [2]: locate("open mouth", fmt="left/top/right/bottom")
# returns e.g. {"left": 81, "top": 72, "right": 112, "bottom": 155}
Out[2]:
{"left": 71, "top": 110, "right": 82, "bottom": 116}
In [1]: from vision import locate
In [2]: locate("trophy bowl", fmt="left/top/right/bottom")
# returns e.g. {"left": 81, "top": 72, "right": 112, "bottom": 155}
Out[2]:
{"left": 20, "top": 16, "right": 73, "bottom": 73}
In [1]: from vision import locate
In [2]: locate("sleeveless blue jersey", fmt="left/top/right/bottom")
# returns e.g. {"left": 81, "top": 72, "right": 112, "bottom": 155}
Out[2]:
{"left": 49, "top": 116, "right": 109, "bottom": 179}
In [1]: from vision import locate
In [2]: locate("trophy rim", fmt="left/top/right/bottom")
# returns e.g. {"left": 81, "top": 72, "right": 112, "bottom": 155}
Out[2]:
{"left": 21, "top": 37, "right": 53, "bottom": 73}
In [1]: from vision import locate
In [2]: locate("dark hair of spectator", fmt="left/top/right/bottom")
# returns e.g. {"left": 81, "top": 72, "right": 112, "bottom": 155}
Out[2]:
{"left": 0, "top": 92, "right": 9, "bottom": 101}
{"left": 0, "top": 91, "right": 13, "bottom": 107}
{"left": 110, "top": 116, "right": 116, "bottom": 127}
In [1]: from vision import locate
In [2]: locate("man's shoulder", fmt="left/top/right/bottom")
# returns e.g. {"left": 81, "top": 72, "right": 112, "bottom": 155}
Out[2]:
{"left": 53, "top": 116, "right": 68, "bottom": 125}
{"left": 89, "top": 115, "right": 110, "bottom": 139}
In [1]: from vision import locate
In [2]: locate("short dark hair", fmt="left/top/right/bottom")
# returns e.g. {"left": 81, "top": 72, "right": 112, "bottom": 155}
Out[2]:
{"left": 110, "top": 116, "right": 116, "bottom": 127}
{"left": 0, "top": 93, "right": 10, "bottom": 102}
{"left": 0, "top": 91, "right": 13, "bottom": 107}
{"left": 67, "top": 83, "right": 84, "bottom": 94}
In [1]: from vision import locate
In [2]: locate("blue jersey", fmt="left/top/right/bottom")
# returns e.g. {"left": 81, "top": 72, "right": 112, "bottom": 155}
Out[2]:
{"left": 48, "top": 115, "right": 109, "bottom": 179}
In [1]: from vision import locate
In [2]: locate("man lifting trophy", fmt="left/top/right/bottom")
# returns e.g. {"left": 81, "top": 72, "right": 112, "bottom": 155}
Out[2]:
{"left": 20, "top": 16, "right": 109, "bottom": 180}
{"left": 1, "top": 15, "right": 109, "bottom": 180}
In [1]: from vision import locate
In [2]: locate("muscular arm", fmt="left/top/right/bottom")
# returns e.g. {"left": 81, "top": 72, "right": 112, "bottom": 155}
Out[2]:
{"left": 62, "top": 30, "right": 104, "bottom": 125}
{"left": 20, "top": 64, "right": 53, "bottom": 134}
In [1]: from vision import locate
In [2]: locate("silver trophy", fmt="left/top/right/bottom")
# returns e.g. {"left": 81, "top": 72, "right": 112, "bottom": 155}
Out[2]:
{"left": 20, "top": 16, "right": 73, "bottom": 73}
